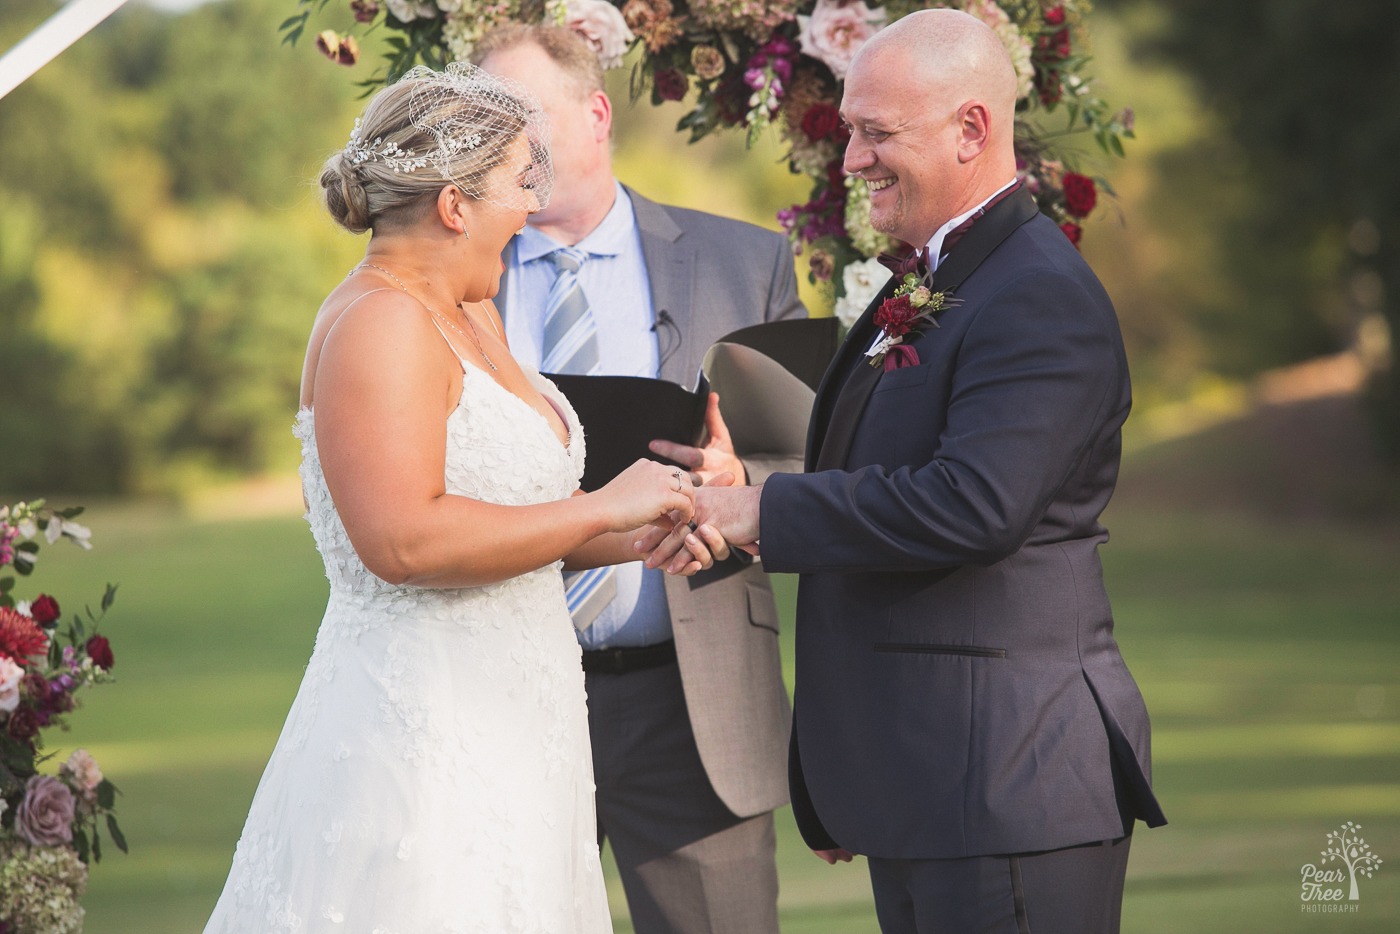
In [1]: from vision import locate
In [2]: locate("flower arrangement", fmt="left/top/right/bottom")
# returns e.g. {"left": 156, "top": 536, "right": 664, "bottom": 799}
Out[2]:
{"left": 866, "top": 266, "right": 958, "bottom": 370}
{"left": 0, "top": 502, "right": 124, "bottom": 934}
{"left": 286, "top": 0, "right": 1131, "bottom": 318}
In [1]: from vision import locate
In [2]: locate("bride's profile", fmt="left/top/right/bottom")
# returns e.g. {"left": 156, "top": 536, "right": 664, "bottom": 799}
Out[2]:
{"left": 203, "top": 63, "right": 719, "bottom": 933}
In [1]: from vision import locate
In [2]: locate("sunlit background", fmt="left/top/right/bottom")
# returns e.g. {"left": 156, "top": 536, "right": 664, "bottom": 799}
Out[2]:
{"left": 2, "top": 0, "right": 1397, "bottom": 931}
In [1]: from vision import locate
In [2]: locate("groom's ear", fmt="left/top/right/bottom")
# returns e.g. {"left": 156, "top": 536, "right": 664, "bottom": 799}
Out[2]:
{"left": 588, "top": 90, "right": 613, "bottom": 143}
{"left": 955, "top": 101, "right": 992, "bottom": 164}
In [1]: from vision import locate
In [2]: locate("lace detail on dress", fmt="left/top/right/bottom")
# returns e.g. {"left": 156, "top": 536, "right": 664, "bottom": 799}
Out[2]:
{"left": 204, "top": 366, "right": 611, "bottom": 934}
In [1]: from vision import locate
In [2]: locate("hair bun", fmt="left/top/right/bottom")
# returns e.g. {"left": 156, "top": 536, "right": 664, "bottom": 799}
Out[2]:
{"left": 319, "top": 152, "right": 372, "bottom": 234}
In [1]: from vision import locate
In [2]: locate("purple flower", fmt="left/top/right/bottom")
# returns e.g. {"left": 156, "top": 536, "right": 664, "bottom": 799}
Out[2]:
{"left": 15, "top": 775, "right": 76, "bottom": 847}
{"left": 744, "top": 67, "right": 767, "bottom": 90}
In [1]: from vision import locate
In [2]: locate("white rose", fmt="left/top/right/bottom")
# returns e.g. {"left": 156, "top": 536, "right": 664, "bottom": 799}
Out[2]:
{"left": 797, "top": 0, "right": 888, "bottom": 81}
{"left": 0, "top": 656, "right": 25, "bottom": 714}
{"left": 834, "top": 257, "right": 892, "bottom": 329}
{"left": 386, "top": 0, "right": 438, "bottom": 23}
{"left": 563, "top": 0, "right": 635, "bottom": 70}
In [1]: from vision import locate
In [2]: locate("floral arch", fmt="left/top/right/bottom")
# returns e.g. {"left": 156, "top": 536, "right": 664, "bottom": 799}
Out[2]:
{"left": 291, "top": 0, "right": 1132, "bottom": 322}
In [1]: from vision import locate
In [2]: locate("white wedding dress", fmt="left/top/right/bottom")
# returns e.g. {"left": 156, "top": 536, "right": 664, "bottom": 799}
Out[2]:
{"left": 204, "top": 360, "right": 613, "bottom": 934}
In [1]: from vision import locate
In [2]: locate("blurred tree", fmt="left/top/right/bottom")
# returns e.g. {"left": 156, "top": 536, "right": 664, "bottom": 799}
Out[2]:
{"left": 1101, "top": 0, "right": 1400, "bottom": 454}
{"left": 0, "top": 0, "right": 364, "bottom": 494}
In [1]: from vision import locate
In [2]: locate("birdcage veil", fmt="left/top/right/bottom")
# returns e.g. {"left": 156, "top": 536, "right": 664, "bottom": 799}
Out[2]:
{"left": 345, "top": 61, "right": 553, "bottom": 213}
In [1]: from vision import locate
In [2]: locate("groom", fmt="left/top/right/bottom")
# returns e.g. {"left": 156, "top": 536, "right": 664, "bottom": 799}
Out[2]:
{"left": 648, "top": 10, "right": 1166, "bottom": 932}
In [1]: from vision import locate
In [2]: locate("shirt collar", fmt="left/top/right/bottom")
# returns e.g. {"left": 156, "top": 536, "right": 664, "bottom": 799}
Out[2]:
{"left": 923, "top": 177, "right": 1018, "bottom": 271}
{"left": 516, "top": 180, "right": 634, "bottom": 264}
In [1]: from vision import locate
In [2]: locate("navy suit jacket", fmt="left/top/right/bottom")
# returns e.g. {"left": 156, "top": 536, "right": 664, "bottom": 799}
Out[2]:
{"left": 760, "top": 189, "right": 1166, "bottom": 859}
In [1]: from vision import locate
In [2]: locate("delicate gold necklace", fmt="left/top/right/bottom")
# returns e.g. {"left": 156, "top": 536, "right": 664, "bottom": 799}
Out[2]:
{"left": 353, "top": 262, "right": 498, "bottom": 372}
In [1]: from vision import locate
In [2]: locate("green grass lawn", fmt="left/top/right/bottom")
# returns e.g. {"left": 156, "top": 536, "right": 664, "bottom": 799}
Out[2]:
{"left": 25, "top": 491, "right": 1400, "bottom": 933}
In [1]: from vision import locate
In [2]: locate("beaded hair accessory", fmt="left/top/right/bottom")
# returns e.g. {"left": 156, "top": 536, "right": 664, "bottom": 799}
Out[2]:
{"left": 345, "top": 118, "right": 432, "bottom": 174}
{"left": 342, "top": 61, "right": 553, "bottom": 212}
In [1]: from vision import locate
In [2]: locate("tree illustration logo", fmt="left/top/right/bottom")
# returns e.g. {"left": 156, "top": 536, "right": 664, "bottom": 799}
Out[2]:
{"left": 1301, "top": 821, "right": 1384, "bottom": 907}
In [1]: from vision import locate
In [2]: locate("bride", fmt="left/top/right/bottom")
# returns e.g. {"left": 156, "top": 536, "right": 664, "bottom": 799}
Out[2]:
{"left": 204, "top": 64, "right": 725, "bottom": 933}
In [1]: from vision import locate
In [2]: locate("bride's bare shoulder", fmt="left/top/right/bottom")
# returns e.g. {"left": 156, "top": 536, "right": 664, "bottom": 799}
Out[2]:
{"left": 301, "top": 287, "right": 448, "bottom": 408}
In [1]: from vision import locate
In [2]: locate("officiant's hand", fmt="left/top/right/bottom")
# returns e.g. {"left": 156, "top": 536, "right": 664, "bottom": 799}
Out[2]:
{"left": 649, "top": 392, "right": 747, "bottom": 486}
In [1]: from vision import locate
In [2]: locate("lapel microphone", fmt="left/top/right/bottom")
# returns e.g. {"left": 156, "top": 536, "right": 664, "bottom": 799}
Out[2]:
{"left": 652, "top": 309, "right": 681, "bottom": 369}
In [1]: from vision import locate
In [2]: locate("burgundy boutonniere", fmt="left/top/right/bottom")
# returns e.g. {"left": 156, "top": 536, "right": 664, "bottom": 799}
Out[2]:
{"left": 866, "top": 272, "right": 958, "bottom": 371}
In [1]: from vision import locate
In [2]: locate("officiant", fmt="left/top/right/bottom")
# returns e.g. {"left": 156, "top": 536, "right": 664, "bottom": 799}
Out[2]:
{"left": 475, "top": 24, "right": 806, "bottom": 934}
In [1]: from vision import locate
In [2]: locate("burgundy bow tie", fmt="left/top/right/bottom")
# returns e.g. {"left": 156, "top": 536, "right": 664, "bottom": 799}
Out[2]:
{"left": 876, "top": 247, "right": 928, "bottom": 279}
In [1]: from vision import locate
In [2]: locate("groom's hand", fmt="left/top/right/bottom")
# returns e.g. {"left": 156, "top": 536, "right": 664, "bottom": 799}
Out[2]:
{"left": 812, "top": 848, "right": 856, "bottom": 864}
{"left": 638, "top": 483, "right": 762, "bottom": 569}
{"left": 649, "top": 392, "right": 746, "bottom": 486}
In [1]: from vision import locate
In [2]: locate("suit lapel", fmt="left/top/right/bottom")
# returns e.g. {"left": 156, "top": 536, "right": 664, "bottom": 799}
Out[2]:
{"left": 809, "top": 187, "right": 1041, "bottom": 471}
{"left": 628, "top": 188, "right": 697, "bottom": 386}
{"left": 805, "top": 276, "right": 897, "bottom": 469}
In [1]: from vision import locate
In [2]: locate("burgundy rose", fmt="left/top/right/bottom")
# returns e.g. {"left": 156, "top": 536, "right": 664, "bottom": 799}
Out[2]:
{"left": 6, "top": 706, "right": 41, "bottom": 745}
{"left": 800, "top": 103, "right": 841, "bottom": 142}
{"left": 86, "top": 634, "right": 114, "bottom": 670}
{"left": 1059, "top": 221, "right": 1083, "bottom": 247}
{"left": 873, "top": 295, "right": 919, "bottom": 337}
{"left": 1061, "top": 172, "right": 1097, "bottom": 218}
{"left": 714, "top": 74, "right": 750, "bottom": 126}
{"left": 22, "top": 671, "right": 49, "bottom": 701}
{"left": 29, "top": 595, "right": 60, "bottom": 626}
{"left": 1045, "top": 5, "right": 1066, "bottom": 26}
{"left": 15, "top": 775, "right": 75, "bottom": 847}
{"left": 1036, "top": 70, "right": 1062, "bottom": 107}
{"left": 654, "top": 68, "right": 689, "bottom": 102}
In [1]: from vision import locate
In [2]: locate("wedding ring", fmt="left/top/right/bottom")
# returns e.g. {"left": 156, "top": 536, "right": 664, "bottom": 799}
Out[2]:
{"left": 672, "top": 469, "right": 684, "bottom": 492}
{"left": 687, "top": 520, "right": 698, "bottom": 534}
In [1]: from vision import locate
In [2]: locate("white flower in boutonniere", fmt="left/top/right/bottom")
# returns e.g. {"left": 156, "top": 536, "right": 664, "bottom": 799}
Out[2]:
{"left": 865, "top": 272, "right": 958, "bottom": 371}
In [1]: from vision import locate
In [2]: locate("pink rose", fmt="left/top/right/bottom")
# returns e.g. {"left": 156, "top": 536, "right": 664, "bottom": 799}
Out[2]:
{"left": 564, "top": 0, "right": 636, "bottom": 70}
{"left": 15, "top": 775, "right": 75, "bottom": 847}
{"left": 61, "top": 749, "right": 104, "bottom": 802}
{"left": 797, "top": 0, "right": 888, "bottom": 81}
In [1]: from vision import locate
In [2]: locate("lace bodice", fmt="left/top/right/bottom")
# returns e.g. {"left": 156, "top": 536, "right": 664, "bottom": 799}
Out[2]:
{"left": 293, "top": 364, "right": 586, "bottom": 625}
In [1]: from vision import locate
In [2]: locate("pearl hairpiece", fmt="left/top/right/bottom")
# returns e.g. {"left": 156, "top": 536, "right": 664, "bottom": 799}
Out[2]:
{"left": 345, "top": 117, "right": 431, "bottom": 174}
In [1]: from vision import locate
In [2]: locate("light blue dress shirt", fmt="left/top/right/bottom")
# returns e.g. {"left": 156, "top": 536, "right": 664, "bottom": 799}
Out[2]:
{"left": 504, "top": 183, "right": 672, "bottom": 649}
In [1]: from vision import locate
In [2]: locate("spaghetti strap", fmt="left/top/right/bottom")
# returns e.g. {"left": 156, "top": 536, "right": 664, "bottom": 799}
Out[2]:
{"left": 426, "top": 317, "right": 472, "bottom": 372}
{"left": 350, "top": 286, "right": 471, "bottom": 371}
{"left": 340, "top": 287, "right": 398, "bottom": 313}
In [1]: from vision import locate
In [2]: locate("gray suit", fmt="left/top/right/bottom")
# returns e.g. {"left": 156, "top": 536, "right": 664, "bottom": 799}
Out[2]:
{"left": 499, "top": 187, "right": 803, "bottom": 932}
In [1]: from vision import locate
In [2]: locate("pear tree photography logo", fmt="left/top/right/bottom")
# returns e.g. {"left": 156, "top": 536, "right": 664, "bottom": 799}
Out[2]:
{"left": 1300, "top": 821, "right": 1384, "bottom": 913}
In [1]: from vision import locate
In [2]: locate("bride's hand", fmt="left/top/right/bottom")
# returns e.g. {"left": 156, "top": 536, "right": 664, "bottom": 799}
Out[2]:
{"left": 594, "top": 459, "right": 695, "bottom": 533}
{"left": 641, "top": 520, "right": 732, "bottom": 576}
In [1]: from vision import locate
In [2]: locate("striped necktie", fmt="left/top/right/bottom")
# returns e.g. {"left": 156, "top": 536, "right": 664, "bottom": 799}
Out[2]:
{"left": 541, "top": 247, "right": 601, "bottom": 376}
{"left": 539, "top": 246, "right": 614, "bottom": 631}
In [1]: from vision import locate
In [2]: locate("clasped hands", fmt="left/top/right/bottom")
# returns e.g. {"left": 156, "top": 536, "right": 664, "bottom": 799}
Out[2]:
{"left": 637, "top": 392, "right": 763, "bottom": 576}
